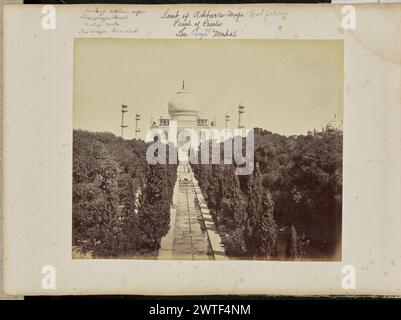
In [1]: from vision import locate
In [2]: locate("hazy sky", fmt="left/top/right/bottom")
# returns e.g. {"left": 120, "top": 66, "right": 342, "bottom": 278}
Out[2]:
{"left": 73, "top": 39, "right": 343, "bottom": 139}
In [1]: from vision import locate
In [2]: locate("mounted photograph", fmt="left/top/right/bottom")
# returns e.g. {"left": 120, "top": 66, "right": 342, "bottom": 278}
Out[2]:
{"left": 72, "top": 38, "right": 343, "bottom": 261}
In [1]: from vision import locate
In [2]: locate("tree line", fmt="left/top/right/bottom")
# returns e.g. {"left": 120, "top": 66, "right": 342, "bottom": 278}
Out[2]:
{"left": 191, "top": 128, "right": 342, "bottom": 260}
{"left": 73, "top": 127, "right": 342, "bottom": 261}
{"left": 72, "top": 130, "right": 177, "bottom": 258}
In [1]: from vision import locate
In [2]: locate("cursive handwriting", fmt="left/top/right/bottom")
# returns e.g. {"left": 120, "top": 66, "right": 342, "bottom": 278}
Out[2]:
{"left": 162, "top": 8, "right": 242, "bottom": 39}
{"left": 79, "top": 8, "right": 145, "bottom": 35}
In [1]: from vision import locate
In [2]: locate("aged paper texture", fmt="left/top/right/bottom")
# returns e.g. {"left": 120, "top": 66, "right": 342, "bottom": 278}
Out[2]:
{"left": 2, "top": 4, "right": 401, "bottom": 295}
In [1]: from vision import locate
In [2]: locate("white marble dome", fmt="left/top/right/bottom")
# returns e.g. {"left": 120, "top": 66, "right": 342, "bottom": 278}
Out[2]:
{"left": 168, "top": 82, "right": 199, "bottom": 115}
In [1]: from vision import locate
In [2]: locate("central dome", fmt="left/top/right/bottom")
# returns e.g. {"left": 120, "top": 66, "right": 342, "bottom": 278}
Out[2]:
{"left": 168, "top": 81, "right": 199, "bottom": 115}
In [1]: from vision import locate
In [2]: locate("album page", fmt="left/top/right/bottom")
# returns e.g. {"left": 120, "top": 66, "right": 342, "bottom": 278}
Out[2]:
{"left": 2, "top": 4, "right": 401, "bottom": 295}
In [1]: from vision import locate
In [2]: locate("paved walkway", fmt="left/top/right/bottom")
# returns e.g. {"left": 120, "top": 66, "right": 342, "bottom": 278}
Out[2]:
{"left": 158, "top": 164, "right": 214, "bottom": 260}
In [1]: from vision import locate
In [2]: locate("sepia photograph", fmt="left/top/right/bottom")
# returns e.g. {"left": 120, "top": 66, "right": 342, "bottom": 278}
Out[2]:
{"left": 4, "top": 2, "right": 401, "bottom": 299}
{"left": 72, "top": 38, "right": 343, "bottom": 261}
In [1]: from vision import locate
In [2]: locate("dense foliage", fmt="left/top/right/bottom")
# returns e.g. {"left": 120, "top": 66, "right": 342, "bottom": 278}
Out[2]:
{"left": 73, "top": 126, "right": 342, "bottom": 261}
{"left": 72, "top": 130, "right": 177, "bottom": 258}
{"left": 192, "top": 128, "right": 342, "bottom": 260}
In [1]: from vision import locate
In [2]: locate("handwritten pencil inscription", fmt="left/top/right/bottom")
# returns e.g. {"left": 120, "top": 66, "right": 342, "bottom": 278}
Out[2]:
{"left": 78, "top": 7, "right": 289, "bottom": 39}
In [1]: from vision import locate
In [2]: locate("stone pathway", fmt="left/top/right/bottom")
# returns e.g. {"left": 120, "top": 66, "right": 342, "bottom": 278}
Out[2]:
{"left": 159, "top": 164, "right": 219, "bottom": 260}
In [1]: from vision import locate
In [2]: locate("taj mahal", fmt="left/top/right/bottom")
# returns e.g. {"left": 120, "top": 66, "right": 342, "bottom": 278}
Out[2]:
{"left": 150, "top": 80, "right": 217, "bottom": 142}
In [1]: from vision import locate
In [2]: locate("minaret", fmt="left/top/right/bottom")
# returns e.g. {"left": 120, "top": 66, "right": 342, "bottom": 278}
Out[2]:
{"left": 120, "top": 104, "right": 128, "bottom": 138}
{"left": 225, "top": 113, "right": 230, "bottom": 129}
{"left": 135, "top": 113, "right": 141, "bottom": 139}
{"left": 238, "top": 103, "right": 245, "bottom": 129}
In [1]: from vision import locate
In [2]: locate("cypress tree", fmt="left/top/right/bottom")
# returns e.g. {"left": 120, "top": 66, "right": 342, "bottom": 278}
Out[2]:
{"left": 222, "top": 165, "right": 247, "bottom": 255}
{"left": 137, "top": 162, "right": 170, "bottom": 253}
{"left": 285, "top": 224, "right": 309, "bottom": 260}
{"left": 259, "top": 191, "right": 279, "bottom": 259}
{"left": 286, "top": 224, "right": 298, "bottom": 259}
{"left": 245, "top": 163, "right": 278, "bottom": 259}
